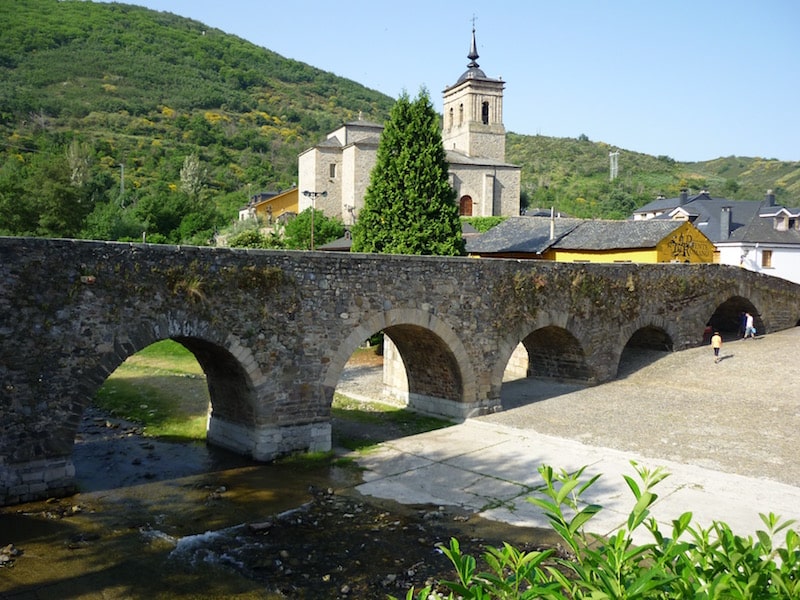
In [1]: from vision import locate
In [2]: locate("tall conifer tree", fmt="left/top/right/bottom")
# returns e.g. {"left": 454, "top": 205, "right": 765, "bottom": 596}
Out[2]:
{"left": 351, "top": 90, "right": 465, "bottom": 256}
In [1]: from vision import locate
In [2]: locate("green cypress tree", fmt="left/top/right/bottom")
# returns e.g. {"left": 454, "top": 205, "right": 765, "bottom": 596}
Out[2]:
{"left": 351, "top": 90, "right": 465, "bottom": 256}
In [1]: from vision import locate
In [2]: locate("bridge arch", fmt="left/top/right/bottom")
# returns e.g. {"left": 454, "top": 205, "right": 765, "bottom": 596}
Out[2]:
{"left": 612, "top": 316, "right": 676, "bottom": 378}
{"left": 704, "top": 295, "right": 764, "bottom": 339}
{"left": 323, "top": 309, "right": 485, "bottom": 420}
{"left": 75, "top": 312, "right": 265, "bottom": 460}
{"left": 493, "top": 311, "right": 594, "bottom": 395}
{"left": 521, "top": 326, "right": 592, "bottom": 381}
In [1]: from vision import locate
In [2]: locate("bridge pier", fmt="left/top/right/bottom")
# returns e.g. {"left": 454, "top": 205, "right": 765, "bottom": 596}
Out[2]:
{"left": 207, "top": 417, "right": 331, "bottom": 460}
{"left": 0, "top": 457, "right": 77, "bottom": 506}
{"left": 407, "top": 394, "right": 501, "bottom": 420}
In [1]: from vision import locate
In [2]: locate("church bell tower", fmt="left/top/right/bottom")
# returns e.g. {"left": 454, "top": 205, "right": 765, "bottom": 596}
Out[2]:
{"left": 441, "top": 27, "right": 506, "bottom": 161}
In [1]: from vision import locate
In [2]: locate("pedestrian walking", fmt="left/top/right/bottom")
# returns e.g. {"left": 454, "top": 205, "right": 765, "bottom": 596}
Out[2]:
{"left": 711, "top": 331, "right": 722, "bottom": 363}
{"left": 744, "top": 312, "right": 756, "bottom": 339}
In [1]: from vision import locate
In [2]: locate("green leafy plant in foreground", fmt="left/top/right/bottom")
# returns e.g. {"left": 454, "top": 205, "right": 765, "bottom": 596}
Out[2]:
{"left": 393, "top": 461, "right": 799, "bottom": 599}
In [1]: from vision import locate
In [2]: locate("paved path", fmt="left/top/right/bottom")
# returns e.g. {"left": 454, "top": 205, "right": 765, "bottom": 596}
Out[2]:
{"left": 346, "top": 328, "right": 800, "bottom": 543}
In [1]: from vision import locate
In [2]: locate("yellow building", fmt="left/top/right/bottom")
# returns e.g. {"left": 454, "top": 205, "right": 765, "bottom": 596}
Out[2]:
{"left": 547, "top": 219, "right": 715, "bottom": 263}
{"left": 238, "top": 188, "right": 299, "bottom": 224}
{"left": 466, "top": 217, "right": 715, "bottom": 263}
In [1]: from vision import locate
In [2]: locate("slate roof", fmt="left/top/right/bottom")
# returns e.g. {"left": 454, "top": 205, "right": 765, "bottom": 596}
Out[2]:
{"left": 552, "top": 220, "right": 691, "bottom": 250}
{"left": 320, "top": 221, "right": 482, "bottom": 252}
{"left": 465, "top": 216, "right": 582, "bottom": 254}
{"left": 635, "top": 191, "right": 763, "bottom": 243}
{"left": 466, "top": 217, "right": 704, "bottom": 255}
{"left": 342, "top": 119, "right": 384, "bottom": 129}
{"left": 316, "top": 136, "right": 343, "bottom": 148}
{"left": 317, "top": 231, "right": 352, "bottom": 252}
{"left": 725, "top": 205, "right": 800, "bottom": 245}
{"left": 635, "top": 195, "right": 680, "bottom": 214}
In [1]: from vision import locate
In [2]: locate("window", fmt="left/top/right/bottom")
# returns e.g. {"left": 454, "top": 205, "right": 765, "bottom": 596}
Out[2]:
{"left": 448, "top": 107, "right": 453, "bottom": 130}
{"left": 761, "top": 250, "right": 772, "bottom": 268}
{"left": 459, "top": 104, "right": 464, "bottom": 125}
{"left": 482, "top": 101, "right": 490, "bottom": 125}
{"left": 329, "top": 163, "right": 336, "bottom": 178}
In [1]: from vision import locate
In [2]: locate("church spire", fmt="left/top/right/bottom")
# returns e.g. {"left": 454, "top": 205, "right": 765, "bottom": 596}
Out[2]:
{"left": 467, "top": 26, "right": 479, "bottom": 69}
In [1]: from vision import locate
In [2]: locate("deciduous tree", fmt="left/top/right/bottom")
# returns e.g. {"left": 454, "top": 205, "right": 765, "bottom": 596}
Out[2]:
{"left": 283, "top": 208, "right": 344, "bottom": 250}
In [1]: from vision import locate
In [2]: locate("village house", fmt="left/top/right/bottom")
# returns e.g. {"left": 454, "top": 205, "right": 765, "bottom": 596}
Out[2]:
{"left": 237, "top": 187, "right": 298, "bottom": 224}
{"left": 632, "top": 189, "right": 763, "bottom": 245}
{"left": 715, "top": 191, "right": 800, "bottom": 284}
{"left": 466, "top": 216, "right": 715, "bottom": 264}
{"left": 633, "top": 189, "right": 800, "bottom": 284}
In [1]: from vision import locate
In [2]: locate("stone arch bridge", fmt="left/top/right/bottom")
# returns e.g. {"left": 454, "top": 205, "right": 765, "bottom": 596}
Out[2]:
{"left": 2, "top": 237, "right": 798, "bottom": 505}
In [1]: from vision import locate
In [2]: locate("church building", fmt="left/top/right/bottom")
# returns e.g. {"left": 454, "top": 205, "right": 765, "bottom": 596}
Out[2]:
{"left": 297, "top": 29, "right": 521, "bottom": 224}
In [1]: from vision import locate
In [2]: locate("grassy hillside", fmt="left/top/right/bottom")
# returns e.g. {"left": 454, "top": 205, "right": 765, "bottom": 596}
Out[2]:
{"left": 0, "top": 0, "right": 394, "bottom": 242}
{"left": 1, "top": 1, "right": 797, "bottom": 242}
{"left": 508, "top": 133, "right": 800, "bottom": 219}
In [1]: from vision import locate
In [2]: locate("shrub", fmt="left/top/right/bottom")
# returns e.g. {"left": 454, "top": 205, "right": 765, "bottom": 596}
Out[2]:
{"left": 393, "top": 462, "right": 799, "bottom": 599}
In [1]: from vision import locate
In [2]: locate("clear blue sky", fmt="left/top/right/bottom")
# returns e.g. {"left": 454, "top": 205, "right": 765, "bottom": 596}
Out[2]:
{"left": 114, "top": 1, "right": 798, "bottom": 163}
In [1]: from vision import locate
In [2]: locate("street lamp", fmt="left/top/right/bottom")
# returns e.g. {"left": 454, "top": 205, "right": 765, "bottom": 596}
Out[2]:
{"left": 302, "top": 190, "right": 327, "bottom": 250}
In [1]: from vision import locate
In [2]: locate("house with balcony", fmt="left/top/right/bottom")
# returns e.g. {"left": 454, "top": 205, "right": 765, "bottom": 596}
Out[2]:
{"left": 238, "top": 187, "right": 299, "bottom": 224}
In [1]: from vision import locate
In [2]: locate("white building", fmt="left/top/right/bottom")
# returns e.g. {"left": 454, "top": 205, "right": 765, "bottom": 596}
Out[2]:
{"left": 716, "top": 192, "right": 800, "bottom": 285}
{"left": 297, "top": 28, "right": 521, "bottom": 224}
{"left": 634, "top": 189, "right": 800, "bottom": 285}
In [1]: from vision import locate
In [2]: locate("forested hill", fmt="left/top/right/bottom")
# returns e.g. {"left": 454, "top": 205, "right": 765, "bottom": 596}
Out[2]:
{"left": 1, "top": 1, "right": 798, "bottom": 244}
{"left": 508, "top": 134, "right": 800, "bottom": 219}
{"left": 0, "top": 0, "right": 394, "bottom": 243}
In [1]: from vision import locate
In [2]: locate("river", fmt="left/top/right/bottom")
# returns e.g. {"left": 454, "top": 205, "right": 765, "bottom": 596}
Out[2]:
{"left": 1, "top": 376, "right": 558, "bottom": 599}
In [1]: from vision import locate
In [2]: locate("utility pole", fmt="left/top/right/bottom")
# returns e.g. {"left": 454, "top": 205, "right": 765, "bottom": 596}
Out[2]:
{"left": 119, "top": 163, "right": 125, "bottom": 206}
{"left": 609, "top": 151, "right": 619, "bottom": 181}
{"left": 302, "top": 190, "right": 327, "bottom": 250}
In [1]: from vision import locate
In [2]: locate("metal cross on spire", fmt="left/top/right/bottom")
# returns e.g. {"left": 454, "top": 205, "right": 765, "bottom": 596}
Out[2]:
{"left": 467, "top": 15, "right": 479, "bottom": 68}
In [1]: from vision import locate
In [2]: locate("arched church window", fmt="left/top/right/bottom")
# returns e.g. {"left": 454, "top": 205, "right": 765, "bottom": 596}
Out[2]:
{"left": 459, "top": 104, "right": 464, "bottom": 126}
{"left": 482, "top": 101, "right": 490, "bottom": 125}
{"left": 459, "top": 195, "right": 473, "bottom": 216}
{"left": 449, "top": 107, "right": 454, "bottom": 130}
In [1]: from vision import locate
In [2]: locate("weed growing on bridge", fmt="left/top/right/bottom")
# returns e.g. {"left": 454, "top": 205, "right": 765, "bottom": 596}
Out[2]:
{"left": 172, "top": 274, "right": 207, "bottom": 303}
{"left": 492, "top": 271, "right": 548, "bottom": 327}
{"left": 493, "top": 268, "right": 645, "bottom": 328}
{"left": 394, "top": 462, "right": 799, "bottom": 599}
{"left": 225, "top": 264, "right": 291, "bottom": 294}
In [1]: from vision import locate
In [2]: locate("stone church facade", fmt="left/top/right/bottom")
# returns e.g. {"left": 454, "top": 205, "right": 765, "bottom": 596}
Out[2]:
{"left": 297, "top": 29, "right": 521, "bottom": 224}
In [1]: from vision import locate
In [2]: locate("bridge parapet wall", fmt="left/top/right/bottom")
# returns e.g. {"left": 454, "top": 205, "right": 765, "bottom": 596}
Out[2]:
{"left": 1, "top": 237, "right": 799, "bottom": 504}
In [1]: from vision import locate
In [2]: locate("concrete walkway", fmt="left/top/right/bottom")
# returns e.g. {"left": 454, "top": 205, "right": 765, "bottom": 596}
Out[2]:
{"left": 350, "top": 328, "right": 800, "bottom": 544}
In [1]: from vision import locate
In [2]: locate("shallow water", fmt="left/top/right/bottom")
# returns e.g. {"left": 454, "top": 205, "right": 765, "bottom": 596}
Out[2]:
{"left": 0, "top": 368, "right": 572, "bottom": 598}
{"left": 0, "top": 410, "right": 362, "bottom": 599}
